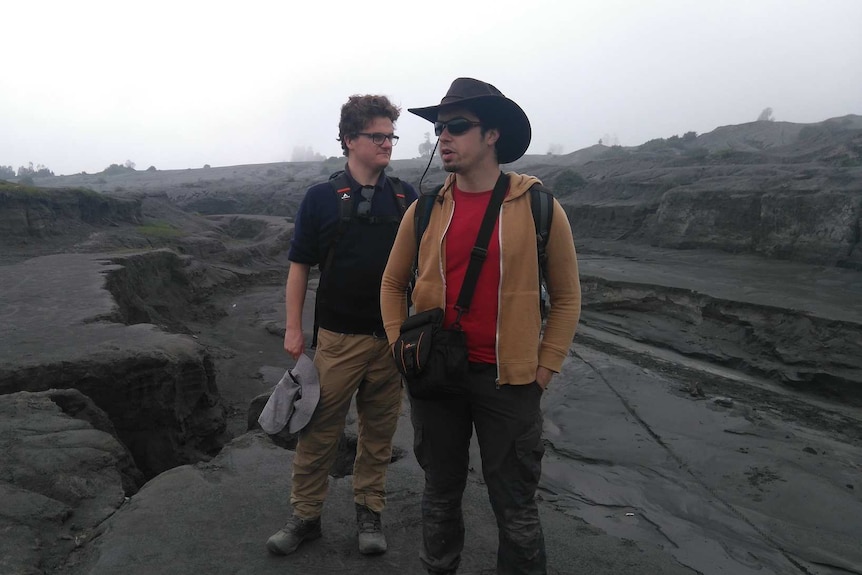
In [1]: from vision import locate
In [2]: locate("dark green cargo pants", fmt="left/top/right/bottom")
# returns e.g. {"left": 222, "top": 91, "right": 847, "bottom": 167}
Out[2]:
{"left": 410, "top": 362, "right": 547, "bottom": 575}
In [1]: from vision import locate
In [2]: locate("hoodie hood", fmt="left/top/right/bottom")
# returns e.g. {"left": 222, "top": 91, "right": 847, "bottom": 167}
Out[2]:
{"left": 438, "top": 172, "right": 542, "bottom": 201}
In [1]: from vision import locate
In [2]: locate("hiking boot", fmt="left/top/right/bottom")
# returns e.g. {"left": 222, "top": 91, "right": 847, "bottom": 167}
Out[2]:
{"left": 266, "top": 515, "right": 322, "bottom": 555}
{"left": 356, "top": 503, "right": 387, "bottom": 555}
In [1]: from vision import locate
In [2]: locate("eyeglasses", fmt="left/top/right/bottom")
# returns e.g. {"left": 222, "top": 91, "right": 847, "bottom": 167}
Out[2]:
{"left": 356, "top": 132, "right": 399, "bottom": 146}
{"left": 434, "top": 118, "right": 482, "bottom": 137}
{"left": 357, "top": 186, "right": 375, "bottom": 217}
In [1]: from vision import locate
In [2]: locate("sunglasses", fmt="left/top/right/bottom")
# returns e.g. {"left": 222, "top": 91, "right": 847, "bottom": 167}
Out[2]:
{"left": 434, "top": 118, "right": 482, "bottom": 137}
{"left": 357, "top": 186, "right": 375, "bottom": 217}
{"left": 356, "top": 132, "right": 399, "bottom": 146}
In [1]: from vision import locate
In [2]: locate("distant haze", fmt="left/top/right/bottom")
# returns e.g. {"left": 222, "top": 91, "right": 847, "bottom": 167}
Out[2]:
{"left": 2, "top": 0, "right": 860, "bottom": 176}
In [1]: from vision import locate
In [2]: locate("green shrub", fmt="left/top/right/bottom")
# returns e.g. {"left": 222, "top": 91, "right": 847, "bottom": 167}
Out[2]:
{"left": 101, "top": 163, "right": 133, "bottom": 176}
{"left": 554, "top": 169, "right": 587, "bottom": 194}
{"left": 684, "top": 147, "right": 708, "bottom": 160}
{"left": 137, "top": 221, "right": 185, "bottom": 239}
{"left": 640, "top": 138, "right": 668, "bottom": 151}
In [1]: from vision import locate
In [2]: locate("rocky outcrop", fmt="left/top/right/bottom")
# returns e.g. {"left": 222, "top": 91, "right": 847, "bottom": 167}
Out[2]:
{"left": 559, "top": 171, "right": 862, "bottom": 269}
{"left": 575, "top": 243, "right": 862, "bottom": 402}
{"left": 651, "top": 186, "right": 862, "bottom": 267}
{"left": 0, "top": 183, "right": 141, "bottom": 241}
{"left": 581, "top": 278, "right": 862, "bottom": 399}
{"left": 0, "top": 253, "right": 228, "bottom": 478}
{"left": 550, "top": 117, "right": 862, "bottom": 268}
{"left": 104, "top": 249, "right": 227, "bottom": 331}
{"left": 0, "top": 389, "right": 141, "bottom": 575}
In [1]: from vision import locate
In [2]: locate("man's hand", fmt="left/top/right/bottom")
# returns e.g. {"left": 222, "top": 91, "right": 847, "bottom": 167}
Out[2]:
{"left": 283, "top": 326, "right": 305, "bottom": 360}
{"left": 535, "top": 366, "right": 554, "bottom": 390}
{"left": 283, "top": 262, "right": 310, "bottom": 360}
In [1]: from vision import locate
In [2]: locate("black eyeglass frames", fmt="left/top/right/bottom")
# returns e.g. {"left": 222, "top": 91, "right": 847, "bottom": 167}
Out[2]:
{"left": 434, "top": 118, "right": 482, "bottom": 137}
{"left": 356, "top": 132, "right": 399, "bottom": 146}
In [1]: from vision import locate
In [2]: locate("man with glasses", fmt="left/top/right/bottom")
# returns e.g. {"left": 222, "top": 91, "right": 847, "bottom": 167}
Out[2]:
{"left": 267, "top": 94, "right": 417, "bottom": 557}
{"left": 380, "top": 78, "right": 581, "bottom": 574}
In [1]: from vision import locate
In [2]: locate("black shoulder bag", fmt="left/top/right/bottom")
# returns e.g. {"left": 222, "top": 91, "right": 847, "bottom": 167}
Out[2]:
{"left": 393, "top": 173, "right": 509, "bottom": 399}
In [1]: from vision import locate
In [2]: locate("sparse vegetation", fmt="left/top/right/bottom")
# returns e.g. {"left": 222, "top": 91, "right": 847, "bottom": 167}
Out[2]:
{"left": 684, "top": 147, "right": 709, "bottom": 160}
{"left": 419, "top": 133, "right": 434, "bottom": 158}
{"left": 606, "top": 145, "right": 628, "bottom": 157}
{"left": 0, "top": 180, "right": 44, "bottom": 194}
{"left": 17, "top": 162, "right": 54, "bottom": 178}
{"left": 637, "top": 132, "right": 699, "bottom": 153}
{"left": 757, "top": 107, "right": 775, "bottom": 122}
{"left": 554, "top": 169, "right": 587, "bottom": 194}
{"left": 641, "top": 137, "right": 670, "bottom": 151}
{"left": 101, "top": 163, "right": 135, "bottom": 176}
{"left": 137, "top": 220, "right": 185, "bottom": 239}
{"left": 601, "top": 134, "right": 621, "bottom": 146}
{"left": 0, "top": 181, "right": 107, "bottom": 201}
{"left": 291, "top": 146, "right": 325, "bottom": 162}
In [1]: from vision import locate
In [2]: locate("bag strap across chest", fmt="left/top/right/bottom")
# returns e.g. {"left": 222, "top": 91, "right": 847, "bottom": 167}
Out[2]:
{"left": 450, "top": 172, "right": 509, "bottom": 328}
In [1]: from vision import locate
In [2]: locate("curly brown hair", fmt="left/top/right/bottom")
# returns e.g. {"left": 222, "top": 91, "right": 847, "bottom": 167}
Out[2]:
{"left": 337, "top": 95, "right": 401, "bottom": 156}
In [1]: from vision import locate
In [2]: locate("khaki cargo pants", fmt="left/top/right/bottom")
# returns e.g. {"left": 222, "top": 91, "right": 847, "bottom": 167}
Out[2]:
{"left": 290, "top": 327, "right": 402, "bottom": 519}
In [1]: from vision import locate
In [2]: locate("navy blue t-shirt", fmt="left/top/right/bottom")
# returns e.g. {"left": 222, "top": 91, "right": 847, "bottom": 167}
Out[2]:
{"left": 289, "top": 167, "right": 417, "bottom": 335}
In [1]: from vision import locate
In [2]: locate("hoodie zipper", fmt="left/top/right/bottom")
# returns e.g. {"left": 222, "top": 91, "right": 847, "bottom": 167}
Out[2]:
{"left": 438, "top": 196, "right": 455, "bottom": 307}
{"left": 495, "top": 201, "right": 503, "bottom": 389}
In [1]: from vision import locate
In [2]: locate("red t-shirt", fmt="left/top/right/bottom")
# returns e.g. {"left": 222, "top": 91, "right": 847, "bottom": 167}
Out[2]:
{"left": 444, "top": 184, "right": 502, "bottom": 364}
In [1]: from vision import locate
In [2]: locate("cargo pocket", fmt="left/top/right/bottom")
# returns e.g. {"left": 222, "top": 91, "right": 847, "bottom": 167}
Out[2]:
{"left": 412, "top": 419, "right": 429, "bottom": 471}
{"left": 514, "top": 414, "right": 545, "bottom": 485}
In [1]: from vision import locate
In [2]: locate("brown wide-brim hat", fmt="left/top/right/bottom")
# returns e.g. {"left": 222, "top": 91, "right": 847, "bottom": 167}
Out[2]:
{"left": 408, "top": 77, "right": 531, "bottom": 164}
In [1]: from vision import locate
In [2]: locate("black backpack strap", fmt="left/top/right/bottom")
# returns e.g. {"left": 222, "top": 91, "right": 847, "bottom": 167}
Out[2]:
{"left": 530, "top": 183, "right": 553, "bottom": 269}
{"left": 406, "top": 183, "right": 442, "bottom": 307}
{"left": 529, "top": 183, "right": 554, "bottom": 318}
{"left": 452, "top": 172, "right": 509, "bottom": 327}
{"left": 412, "top": 184, "right": 443, "bottom": 278}
{"left": 313, "top": 171, "right": 353, "bottom": 348}
{"left": 321, "top": 171, "right": 354, "bottom": 276}
{"left": 389, "top": 176, "right": 408, "bottom": 216}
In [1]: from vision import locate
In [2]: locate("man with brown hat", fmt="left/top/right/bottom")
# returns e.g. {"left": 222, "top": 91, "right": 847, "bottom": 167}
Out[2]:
{"left": 380, "top": 78, "right": 581, "bottom": 574}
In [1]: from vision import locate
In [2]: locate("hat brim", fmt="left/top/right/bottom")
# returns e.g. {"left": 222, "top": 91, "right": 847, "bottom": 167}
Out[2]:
{"left": 408, "top": 96, "right": 531, "bottom": 164}
{"left": 287, "top": 354, "right": 320, "bottom": 434}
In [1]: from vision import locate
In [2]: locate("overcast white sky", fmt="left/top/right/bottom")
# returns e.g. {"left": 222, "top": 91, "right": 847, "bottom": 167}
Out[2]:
{"left": 2, "top": 0, "right": 860, "bottom": 175}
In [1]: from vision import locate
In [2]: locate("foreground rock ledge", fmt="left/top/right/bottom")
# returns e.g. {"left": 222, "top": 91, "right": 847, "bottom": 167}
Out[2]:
{"left": 63, "top": 432, "right": 697, "bottom": 575}
{"left": 0, "top": 390, "right": 139, "bottom": 575}
{"left": 0, "top": 253, "right": 227, "bottom": 478}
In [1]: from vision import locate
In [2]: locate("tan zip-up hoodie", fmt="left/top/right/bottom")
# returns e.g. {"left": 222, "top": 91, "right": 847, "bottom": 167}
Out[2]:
{"left": 381, "top": 172, "right": 581, "bottom": 386}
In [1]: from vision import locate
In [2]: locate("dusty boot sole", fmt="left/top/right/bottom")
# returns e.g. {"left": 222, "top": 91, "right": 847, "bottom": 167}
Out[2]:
{"left": 358, "top": 533, "right": 387, "bottom": 555}
{"left": 266, "top": 527, "right": 322, "bottom": 555}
